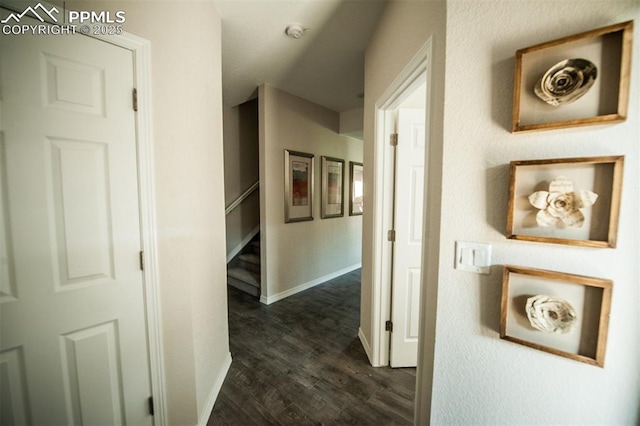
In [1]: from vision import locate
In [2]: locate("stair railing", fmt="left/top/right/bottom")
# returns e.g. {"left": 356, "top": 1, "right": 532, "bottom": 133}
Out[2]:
{"left": 225, "top": 180, "right": 259, "bottom": 215}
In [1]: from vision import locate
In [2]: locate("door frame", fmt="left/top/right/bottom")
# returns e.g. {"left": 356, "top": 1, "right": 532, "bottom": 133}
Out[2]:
{"left": 0, "top": 2, "right": 167, "bottom": 424}
{"left": 370, "top": 39, "right": 432, "bottom": 367}
{"left": 109, "top": 31, "right": 167, "bottom": 426}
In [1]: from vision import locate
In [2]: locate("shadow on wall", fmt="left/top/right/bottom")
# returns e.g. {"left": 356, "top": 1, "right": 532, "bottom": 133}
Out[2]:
{"left": 479, "top": 265, "right": 503, "bottom": 335}
{"left": 237, "top": 99, "right": 259, "bottom": 192}
{"left": 491, "top": 53, "right": 516, "bottom": 132}
{"left": 486, "top": 164, "right": 510, "bottom": 235}
{"left": 483, "top": 164, "right": 510, "bottom": 335}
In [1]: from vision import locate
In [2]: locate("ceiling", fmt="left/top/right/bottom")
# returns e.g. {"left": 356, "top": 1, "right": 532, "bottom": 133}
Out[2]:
{"left": 213, "top": 0, "right": 388, "bottom": 112}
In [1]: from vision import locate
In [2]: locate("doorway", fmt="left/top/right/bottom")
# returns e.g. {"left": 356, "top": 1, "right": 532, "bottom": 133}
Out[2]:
{"left": 370, "top": 40, "right": 432, "bottom": 369}
{"left": 389, "top": 88, "right": 427, "bottom": 368}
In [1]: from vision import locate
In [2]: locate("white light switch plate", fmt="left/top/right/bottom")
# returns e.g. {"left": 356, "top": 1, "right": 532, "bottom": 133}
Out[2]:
{"left": 455, "top": 241, "right": 492, "bottom": 274}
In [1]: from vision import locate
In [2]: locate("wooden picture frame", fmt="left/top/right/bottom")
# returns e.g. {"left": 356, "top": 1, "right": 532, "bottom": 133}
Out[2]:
{"left": 284, "top": 150, "right": 314, "bottom": 223}
{"left": 506, "top": 156, "right": 624, "bottom": 248}
{"left": 349, "top": 161, "right": 363, "bottom": 216}
{"left": 500, "top": 265, "right": 612, "bottom": 367}
{"left": 321, "top": 156, "right": 344, "bottom": 219}
{"left": 512, "top": 20, "right": 633, "bottom": 133}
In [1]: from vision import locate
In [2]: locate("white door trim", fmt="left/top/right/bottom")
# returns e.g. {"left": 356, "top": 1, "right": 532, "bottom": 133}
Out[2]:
{"left": 370, "top": 39, "right": 432, "bottom": 367}
{"left": 115, "top": 33, "right": 168, "bottom": 426}
{"left": 0, "top": 2, "right": 167, "bottom": 423}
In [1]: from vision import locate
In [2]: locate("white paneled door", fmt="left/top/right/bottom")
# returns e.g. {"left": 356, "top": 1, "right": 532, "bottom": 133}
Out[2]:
{"left": 0, "top": 15, "right": 153, "bottom": 425}
{"left": 390, "top": 108, "right": 426, "bottom": 368}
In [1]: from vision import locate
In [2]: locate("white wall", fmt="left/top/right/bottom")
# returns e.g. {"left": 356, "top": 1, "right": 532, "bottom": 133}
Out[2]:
{"left": 259, "top": 84, "right": 363, "bottom": 303}
{"left": 339, "top": 107, "right": 364, "bottom": 140}
{"left": 223, "top": 100, "right": 259, "bottom": 205}
{"left": 223, "top": 100, "right": 260, "bottom": 258}
{"left": 361, "top": 4, "right": 446, "bottom": 418}
{"left": 431, "top": 1, "right": 639, "bottom": 423}
{"left": 363, "top": 0, "right": 639, "bottom": 424}
{"left": 69, "top": 1, "right": 232, "bottom": 424}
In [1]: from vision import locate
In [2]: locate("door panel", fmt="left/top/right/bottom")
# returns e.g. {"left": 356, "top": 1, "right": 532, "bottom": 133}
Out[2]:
{"left": 0, "top": 13, "right": 152, "bottom": 425}
{"left": 60, "top": 321, "right": 125, "bottom": 425}
{"left": 0, "top": 142, "right": 16, "bottom": 304}
{"left": 390, "top": 108, "right": 426, "bottom": 368}
{"left": 409, "top": 166, "right": 424, "bottom": 242}
{"left": 47, "top": 138, "right": 115, "bottom": 289}
{"left": 0, "top": 347, "right": 30, "bottom": 425}
{"left": 43, "top": 52, "right": 106, "bottom": 116}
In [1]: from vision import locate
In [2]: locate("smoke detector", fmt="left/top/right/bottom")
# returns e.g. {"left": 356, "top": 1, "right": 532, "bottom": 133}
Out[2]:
{"left": 285, "top": 24, "right": 305, "bottom": 39}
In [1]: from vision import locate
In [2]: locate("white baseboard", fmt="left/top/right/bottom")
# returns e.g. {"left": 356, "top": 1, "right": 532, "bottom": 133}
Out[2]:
{"left": 358, "top": 327, "right": 373, "bottom": 365}
{"left": 260, "top": 263, "right": 361, "bottom": 305}
{"left": 198, "top": 352, "right": 232, "bottom": 426}
{"left": 226, "top": 225, "right": 260, "bottom": 264}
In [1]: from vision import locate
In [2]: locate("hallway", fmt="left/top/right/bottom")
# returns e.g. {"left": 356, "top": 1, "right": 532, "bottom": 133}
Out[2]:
{"left": 208, "top": 270, "right": 416, "bottom": 425}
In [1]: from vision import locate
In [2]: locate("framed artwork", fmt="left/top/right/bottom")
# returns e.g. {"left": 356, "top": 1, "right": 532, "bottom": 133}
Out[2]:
{"left": 512, "top": 20, "right": 633, "bottom": 133}
{"left": 349, "top": 161, "right": 363, "bottom": 216}
{"left": 284, "top": 150, "right": 314, "bottom": 223}
{"left": 506, "top": 156, "right": 624, "bottom": 248}
{"left": 321, "top": 156, "right": 344, "bottom": 219}
{"left": 500, "top": 265, "right": 612, "bottom": 367}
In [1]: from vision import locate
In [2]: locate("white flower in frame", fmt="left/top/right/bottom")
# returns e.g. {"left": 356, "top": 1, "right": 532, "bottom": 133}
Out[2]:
{"left": 526, "top": 295, "right": 577, "bottom": 334}
{"left": 528, "top": 176, "right": 598, "bottom": 228}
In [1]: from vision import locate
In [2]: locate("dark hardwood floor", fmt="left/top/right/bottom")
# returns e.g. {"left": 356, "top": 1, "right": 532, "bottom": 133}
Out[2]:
{"left": 208, "top": 269, "right": 416, "bottom": 425}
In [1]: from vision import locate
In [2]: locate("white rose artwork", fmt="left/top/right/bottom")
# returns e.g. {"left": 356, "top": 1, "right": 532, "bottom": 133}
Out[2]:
{"left": 528, "top": 176, "right": 598, "bottom": 228}
{"left": 525, "top": 295, "right": 577, "bottom": 334}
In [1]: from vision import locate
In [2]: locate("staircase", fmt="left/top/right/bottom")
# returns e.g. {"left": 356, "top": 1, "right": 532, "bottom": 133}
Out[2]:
{"left": 227, "top": 237, "right": 261, "bottom": 297}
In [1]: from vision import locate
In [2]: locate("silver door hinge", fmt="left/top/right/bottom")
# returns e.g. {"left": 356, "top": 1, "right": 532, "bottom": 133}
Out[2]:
{"left": 387, "top": 230, "right": 396, "bottom": 242}
{"left": 385, "top": 320, "right": 393, "bottom": 332}
{"left": 390, "top": 133, "right": 398, "bottom": 146}
{"left": 133, "top": 88, "right": 138, "bottom": 112}
{"left": 148, "top": 396, "right": 154, "bottom": 416}
{"left": 139, "top": 251, "right": 145, "bottom": 271}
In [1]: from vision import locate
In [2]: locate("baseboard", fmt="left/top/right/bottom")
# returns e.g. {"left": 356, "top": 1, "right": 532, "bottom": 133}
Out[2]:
{"left": 197, "top": 352, "right": 232, "bottom": 426}
{"left": 226, "top": 225, "right": 260, "bottom": 264}
{"left": 260, "top": 263, "right": 361, "bottom": 305}
{"left": 358, "top": 327, "right": 374, "bottom": 365}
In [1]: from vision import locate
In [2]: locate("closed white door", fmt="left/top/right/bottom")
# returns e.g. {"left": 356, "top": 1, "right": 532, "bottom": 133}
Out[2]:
{"left": 390, "top": 108, "right": 426, "bottom": 368}
{"left": 0, "top": 14, "right": 153, "bottom": 425}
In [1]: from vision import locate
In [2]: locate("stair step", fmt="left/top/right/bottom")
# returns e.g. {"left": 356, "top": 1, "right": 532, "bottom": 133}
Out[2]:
{"left": 228, "top": 277, "right": 260, "bottom": 297}
{"left": 251, "top": 241, "right": 260, "bottom": 255}
{"left": 228, "top": 267, "right": 260, "bottom": 287}
{"left": 227, "top": 267, "right": 260, "bottom": 297}
{"left": 238, "top": 253, "right": 260, "bottom": 273}
{"left": 239, "top": 253, "right": 260, "bottom": 265}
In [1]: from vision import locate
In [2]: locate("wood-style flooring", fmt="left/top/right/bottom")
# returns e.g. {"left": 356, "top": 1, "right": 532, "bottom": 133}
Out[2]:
{"left": 208, "top": 269, "right": 416, "bottom": 425}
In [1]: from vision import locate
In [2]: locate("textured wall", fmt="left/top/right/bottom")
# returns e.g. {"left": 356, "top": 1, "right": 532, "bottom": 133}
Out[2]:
{"left": 361, "top": 5, "right": 447, "bottom": 423}
{"left": 259, "top": 85, "right": 363, "bottom": 300}
{"left": 363, "top": 0, "right": 639, "bottom": 423}
{"left": 431, "top": 0, "right": 639, "bottom": 423}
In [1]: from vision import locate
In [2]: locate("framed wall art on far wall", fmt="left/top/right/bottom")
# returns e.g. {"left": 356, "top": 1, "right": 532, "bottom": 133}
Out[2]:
{"left": 284, "top": 149, "right": 314, "bottom": 223}
{"left": 506, "top": 156, "right": 624, "bottom": 248}
{"left": 349, "top": 161, "right": 363, "bottom": 216}
{"left": 512, "top": 20, "right": 633, "bottom": 133}
{"left": 321, "top": 156, "right": 344, "bottom": 219}
{"left": 500, "top": 265, "right": 612, "bottom": 367}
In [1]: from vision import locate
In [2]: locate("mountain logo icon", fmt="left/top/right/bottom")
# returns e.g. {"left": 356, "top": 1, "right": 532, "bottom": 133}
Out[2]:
{"left": 1, "top": 3, "right": 59, "bottom": 24}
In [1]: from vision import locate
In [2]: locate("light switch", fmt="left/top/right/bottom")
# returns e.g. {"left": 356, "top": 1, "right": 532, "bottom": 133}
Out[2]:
{"left": 460, "top": 247, "right": 474, "bottom": 265}
{"left": 455, "top": 241, "right": 492, "bottom": 274}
